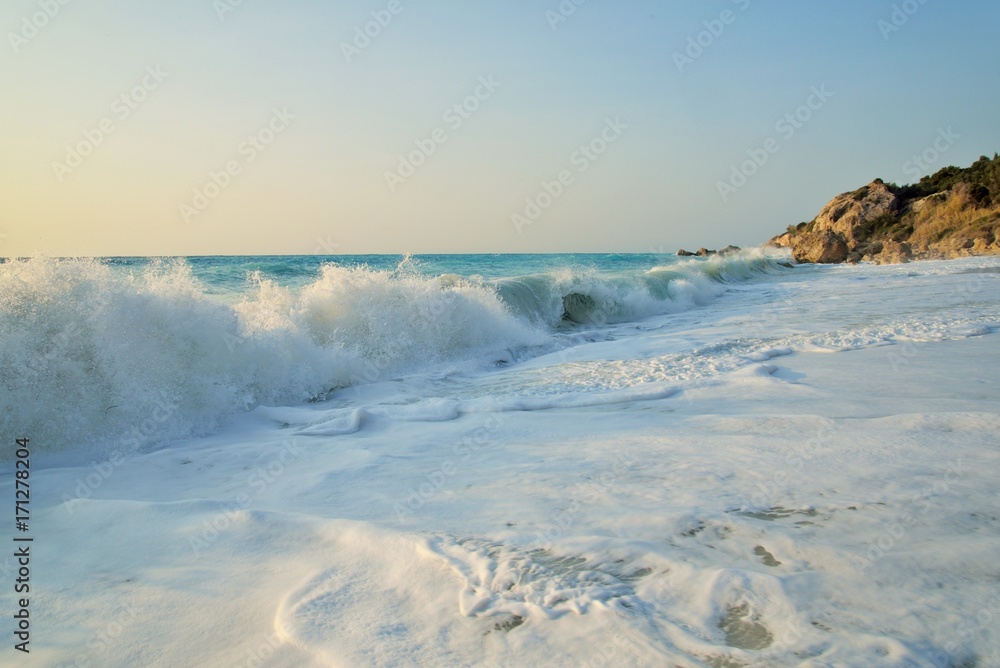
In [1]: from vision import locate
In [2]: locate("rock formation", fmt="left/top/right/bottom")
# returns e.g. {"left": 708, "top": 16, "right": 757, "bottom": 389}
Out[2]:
{"left": 676, "top": 245, "right": 740, "bottom": 258}
{"left": 767, "top": 153, "right": 1000, "bottom": 264}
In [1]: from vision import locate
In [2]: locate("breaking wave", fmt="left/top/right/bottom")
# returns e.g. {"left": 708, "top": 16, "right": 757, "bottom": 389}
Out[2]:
{"left": 0, "top": 250, "right": 786, "bottom": 453}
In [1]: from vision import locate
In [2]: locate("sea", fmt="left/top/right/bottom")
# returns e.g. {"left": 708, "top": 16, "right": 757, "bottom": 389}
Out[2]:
{"left": 1, "top": 251, "right": 999, "bottom": 666}
{"left": 0, "top": 251, "right": 786, "bottom": 454}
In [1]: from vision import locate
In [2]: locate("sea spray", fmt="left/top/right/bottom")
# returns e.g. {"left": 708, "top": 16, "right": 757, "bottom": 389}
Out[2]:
{"left": 0, "top": 250, "right": 788, "bottom": 455}
{"left": 0, "top": 258, "right": 543, "bottom": 455}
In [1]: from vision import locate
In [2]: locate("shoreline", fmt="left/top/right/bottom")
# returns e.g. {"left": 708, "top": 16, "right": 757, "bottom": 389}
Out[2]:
{"left": 19, "top": 332, "right": 999, "bottom": 666}
{"left": 5, "top": 256, "right": 998, "bottom": 665}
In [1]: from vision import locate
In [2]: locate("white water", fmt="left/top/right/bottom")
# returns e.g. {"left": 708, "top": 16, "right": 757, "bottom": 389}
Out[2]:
{"left": 1, "top": 255, "right": 999, "bottom": 666}
{"left": 0, "top": 251, "right": 785, "bottom": 456}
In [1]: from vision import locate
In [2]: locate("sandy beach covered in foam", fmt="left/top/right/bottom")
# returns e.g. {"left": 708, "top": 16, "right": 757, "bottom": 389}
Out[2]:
{"left": 2, "top": 254, "right": 998, "bottom": 666}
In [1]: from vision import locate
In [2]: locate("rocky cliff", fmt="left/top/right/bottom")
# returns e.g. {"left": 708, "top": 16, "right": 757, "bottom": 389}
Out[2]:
{"left": 768, "top": 154, "right": 1000, "bottom": 264}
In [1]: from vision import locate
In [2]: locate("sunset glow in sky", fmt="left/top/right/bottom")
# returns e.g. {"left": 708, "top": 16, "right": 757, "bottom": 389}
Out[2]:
{"left": 2, "top": 0, "right": 999, "bottom": 256}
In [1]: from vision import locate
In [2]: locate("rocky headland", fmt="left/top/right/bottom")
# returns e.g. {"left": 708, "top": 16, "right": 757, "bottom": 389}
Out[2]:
{"left": 766, "top": 153, "right": 1000, "bottom": 264}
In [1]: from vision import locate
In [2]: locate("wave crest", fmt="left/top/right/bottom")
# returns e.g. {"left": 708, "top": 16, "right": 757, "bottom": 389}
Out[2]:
{"left": 0, "top": 258, "right": 544, "bottom": 455}
{"left": 0, "top": 250, "right": 785, "bottom": 454}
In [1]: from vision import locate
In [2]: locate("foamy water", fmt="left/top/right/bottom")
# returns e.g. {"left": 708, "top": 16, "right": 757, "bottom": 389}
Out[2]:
{"left": 0, "top": 251, "right": 785, "bottom": 456}
{"left": 2, "top": 252, "right": 999, "bottom": 666}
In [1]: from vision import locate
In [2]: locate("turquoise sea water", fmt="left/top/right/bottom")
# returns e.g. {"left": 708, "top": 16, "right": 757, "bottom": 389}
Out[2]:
{"left": 101, "top": 253, "right": 683, "bottom": 294}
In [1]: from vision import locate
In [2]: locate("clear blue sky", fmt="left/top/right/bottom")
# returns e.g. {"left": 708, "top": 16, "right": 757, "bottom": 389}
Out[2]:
{"left": 2, "top": 0, "right": 998, "bottom": 255}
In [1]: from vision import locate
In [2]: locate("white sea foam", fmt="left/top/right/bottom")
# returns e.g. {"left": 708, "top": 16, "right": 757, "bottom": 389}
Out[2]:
{"left": 0, "top": 258, "right": 549, "bottom": 454}
{"left": 3, "top": 254, "right": 1000, "bottom": 666}
{"left": 0, "top": 251, "right": 789, "bottom": 455}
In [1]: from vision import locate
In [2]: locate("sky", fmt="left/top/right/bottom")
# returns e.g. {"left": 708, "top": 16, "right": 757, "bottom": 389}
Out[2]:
{"left": 1, "top": 0, "right": 999, "bottom": 256}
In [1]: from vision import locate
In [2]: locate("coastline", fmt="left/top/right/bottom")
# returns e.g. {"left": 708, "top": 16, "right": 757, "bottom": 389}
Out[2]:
{"left": 764, "top": 155, "right": 1000, "bottom": 265}
{"left": 4, "top": 255, "right": 997, "bottom": 666}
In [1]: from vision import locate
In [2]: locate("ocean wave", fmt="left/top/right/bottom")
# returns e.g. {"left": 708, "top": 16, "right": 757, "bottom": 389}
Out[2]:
{"left": 496, "top": 248, "right": 787, "bottom": 326}
{"left": 0, "top": 250, "right": 785, "bottom": 454}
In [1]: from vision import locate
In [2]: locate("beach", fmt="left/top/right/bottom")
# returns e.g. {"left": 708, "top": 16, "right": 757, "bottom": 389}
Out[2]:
{"left": 2, "top": 253, "right": 999, "bottom": 666}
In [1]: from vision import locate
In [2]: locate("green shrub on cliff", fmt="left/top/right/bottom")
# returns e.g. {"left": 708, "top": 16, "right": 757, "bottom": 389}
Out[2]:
{"left": 772, "top": 151, "right": 1000, "bottom": 263}
{"left": 890, "top": 153, "right": 1000, "bottom": 206}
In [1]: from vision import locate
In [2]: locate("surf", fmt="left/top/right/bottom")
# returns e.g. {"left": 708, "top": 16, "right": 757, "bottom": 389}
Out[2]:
{"left": 0, "top": 250, "right": 788, "bottom": 455}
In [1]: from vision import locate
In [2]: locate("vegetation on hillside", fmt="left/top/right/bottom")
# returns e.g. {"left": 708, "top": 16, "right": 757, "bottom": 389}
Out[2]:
{"left": 886, "top": 154, "right": 1000, "bottom": 257}
{"left": 888, "top": 153, "right": 1000, "bottom": 207}
{"left": 772, "top": 153, "right": 1000, "bottom": 263}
